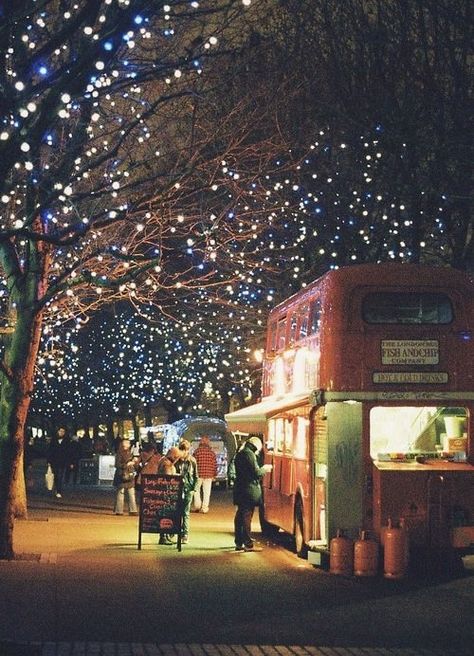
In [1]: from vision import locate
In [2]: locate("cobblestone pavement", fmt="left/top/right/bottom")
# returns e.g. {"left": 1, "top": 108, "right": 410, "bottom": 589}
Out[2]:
{"left": 0, "top": 644, "right": 470, "bottom": 656}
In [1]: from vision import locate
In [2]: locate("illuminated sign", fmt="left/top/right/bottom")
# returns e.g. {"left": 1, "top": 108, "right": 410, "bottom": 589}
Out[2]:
{"left": 373, "top": 372, "right": 448, "bottom": 384}
{"left": 381, "top": 340, "right": 439, "bottom": 365}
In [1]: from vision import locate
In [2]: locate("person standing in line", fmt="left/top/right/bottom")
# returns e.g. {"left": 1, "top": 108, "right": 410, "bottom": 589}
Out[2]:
{"left": 65, "top": 432, "right": 82, "bottom": 485}
{"left": 157, "top": 446, "right": 181, "bottom": 545}
{"left": 233, "top": 435, "right": 272, "bottom": 552}
{"left": 47, "top": 427, "right": 71, "bottom": 498}
{"left": 113, "top": 438, "right": 139, "bottom": 515}
{"left": 134, "top": 440, "right": 161, "bottom": 504}
{"left": 176, "top": 439, "right": 198, "bottom": 544}
{"left": 192, "top": 435, "right": 217, "bottom": 513}
{"left": 157, "top": 446, "right": 181, "bottom": 475}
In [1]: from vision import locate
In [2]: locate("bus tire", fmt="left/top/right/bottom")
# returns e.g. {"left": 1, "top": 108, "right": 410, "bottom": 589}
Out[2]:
{"left": 294, "top": 499, "right": 308, "bottom": 559}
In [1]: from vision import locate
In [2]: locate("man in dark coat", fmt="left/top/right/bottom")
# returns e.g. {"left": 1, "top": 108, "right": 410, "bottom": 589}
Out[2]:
{"left": 233, "top": 436, "right": 272, "bottom": 552}
{"left": 47, "top": 427, "right": 71, "bottom": 498}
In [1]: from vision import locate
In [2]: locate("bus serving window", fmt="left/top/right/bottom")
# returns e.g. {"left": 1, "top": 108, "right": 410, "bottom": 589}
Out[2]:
{"left": 363, "top": 292, "right": 453, "bottom": 324}
{"left": 370, "top": 406, "right": 467, "bottom": 459}
{"left": 274, "top": 418, "right": 285, "bottom": 453}
{"left": 294, "top": 416, "right": 308, "bottom": 459}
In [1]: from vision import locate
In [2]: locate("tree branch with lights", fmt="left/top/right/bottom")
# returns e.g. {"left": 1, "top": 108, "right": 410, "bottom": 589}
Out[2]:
{"left": 0, "top": 0, "right": 297, "bottom": 560}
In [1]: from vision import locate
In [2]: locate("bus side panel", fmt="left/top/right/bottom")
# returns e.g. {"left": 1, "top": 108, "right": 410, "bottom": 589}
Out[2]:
{"left": 326, "top": 402, "right": 364, "bottom": 540}
{"left": 264, "top": 453, "right": 310, "bottom": 536}
{"left": 373, "top": 466, "right": 474, "bottom": 551}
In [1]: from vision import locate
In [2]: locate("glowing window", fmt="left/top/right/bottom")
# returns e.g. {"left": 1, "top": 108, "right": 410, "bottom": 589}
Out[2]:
{"left": 268, "top": 321, "right": 278, "bottom": 351}
{"left": 275, "top": 418, "right": 285, "bottom": 453}
{"left": 289, "top": 312, "right": 299, "bottom": 345}
{"left": 294, "top": 417, "right": 308, "bottom": 459}
{"left": 283, "top": 419, "right": 293, "bottom": 454}
{"left": 266, "top": 420, "right": 275, "bottom": 452}
{"left": 292, "top": 348, "right": 308, "bottom": 393}
{"left": 370, "top": 406, "right": 467, "bottom": 459}
{"left": 276, "top": 317, "right": 287, "bottom": 350}
{"left": 299, "top": 304, "right": 310, "bottom": 338}
{"left": 310, "top": 299, "right": 322, "bottom": 334}
{"left": 273, "top": 357, "right": 285, "bottom": 396}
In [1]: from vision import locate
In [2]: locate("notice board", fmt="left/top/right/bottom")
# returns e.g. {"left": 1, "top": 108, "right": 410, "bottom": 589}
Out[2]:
{"left": 138, "top": 474, "right": 183, "bottom": 550}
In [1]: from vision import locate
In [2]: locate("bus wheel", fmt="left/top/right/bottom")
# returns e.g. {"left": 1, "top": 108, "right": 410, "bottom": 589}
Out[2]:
{"left": 294, "top": 500, "right": 307, "bottom": 559}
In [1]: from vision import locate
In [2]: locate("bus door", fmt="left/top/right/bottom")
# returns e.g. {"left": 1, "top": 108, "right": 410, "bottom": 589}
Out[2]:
{"left": 265, "top": 416, "right": 294, "bottom": 533}
{"left": 311, "top": 406, "right": 328, "bottom": 544}
{"left": 263, "top": 417, "right": 282, "bottom": 522}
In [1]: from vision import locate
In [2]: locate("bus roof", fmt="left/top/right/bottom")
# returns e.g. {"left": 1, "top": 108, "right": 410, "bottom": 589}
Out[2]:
{"left": 269, "top": 263, "right": 474, "bottom": 318}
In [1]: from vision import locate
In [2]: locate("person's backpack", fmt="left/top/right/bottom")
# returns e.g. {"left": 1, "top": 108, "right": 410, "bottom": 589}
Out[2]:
{"left": 227, "top": 453, "right": 237, "bottom": 487}
{"left": 227, "top": 455, "right": 236, "bottom": 487}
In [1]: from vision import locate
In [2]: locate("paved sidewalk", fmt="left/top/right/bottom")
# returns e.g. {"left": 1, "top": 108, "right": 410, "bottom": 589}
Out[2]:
{"left": 0, "top": 642, "right": 469, "bottom": 656}
{"left": 1, "top": 464, "right": 472, "bottom": 656}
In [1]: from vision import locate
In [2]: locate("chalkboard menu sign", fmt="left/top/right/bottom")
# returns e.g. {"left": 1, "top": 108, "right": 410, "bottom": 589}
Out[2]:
{"left": 138, "top": 474, "right": 183, "bottom": 551}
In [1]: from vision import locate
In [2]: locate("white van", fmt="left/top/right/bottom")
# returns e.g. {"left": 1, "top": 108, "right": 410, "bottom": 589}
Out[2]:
{"left": 172, "top": 417, "right": 236, "bottom": 487}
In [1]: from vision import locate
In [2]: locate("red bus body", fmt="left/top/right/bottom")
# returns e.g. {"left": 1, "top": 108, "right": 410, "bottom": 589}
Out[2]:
{"left": 225, "top": 263, "right": 474, "bottom": 567}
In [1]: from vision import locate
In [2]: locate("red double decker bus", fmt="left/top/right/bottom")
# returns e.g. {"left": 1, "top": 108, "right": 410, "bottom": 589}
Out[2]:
{"left": 225, "top": 263, "right": 474, "bottom": 568}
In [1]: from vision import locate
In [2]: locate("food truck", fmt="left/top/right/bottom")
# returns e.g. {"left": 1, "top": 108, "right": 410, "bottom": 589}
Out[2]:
{"left": 225, "top": 263, "right": 474, "bottom": 572}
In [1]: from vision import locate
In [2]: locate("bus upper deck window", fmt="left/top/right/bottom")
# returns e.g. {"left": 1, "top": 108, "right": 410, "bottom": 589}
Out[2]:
{"left": 268, "top": 321, "right": 278, "bottom": 351}
{"left": 276, "top": 317, "right": 287, "bottom": 351}
{"left": 363, "top": 292, "right": 453, "bottom": 324}
{"left": 299, "top": 304, "right": 310, "bottom": 339}
{"left": 310, "top": 299, "right": 322, "bottom": 334}
{"left": 289, "top": 312, "right": 299, "bottom": 345}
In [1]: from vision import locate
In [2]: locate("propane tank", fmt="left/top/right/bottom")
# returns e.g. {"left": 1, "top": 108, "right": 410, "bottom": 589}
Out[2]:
{"left": 384, "top": 519, "right": 408, "bottom": 579}
{"left": 380, "top": 516, "right": 393, "bottom": 548}
{"left": 354, "top": 530, "right": 379, "bottom": 577}
{"left": 384, "top": 521, "right": 406, "bottom": 579}
{"left": 329, "top": 529, "right": 354, "bottom": 576}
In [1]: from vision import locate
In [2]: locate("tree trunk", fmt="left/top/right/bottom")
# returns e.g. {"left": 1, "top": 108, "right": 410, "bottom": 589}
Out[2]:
{"left": 13, "top": 450, "right": 27, "bottom": 518}
{"left": 0, "top": 306, "right": 44, "bottom": 558}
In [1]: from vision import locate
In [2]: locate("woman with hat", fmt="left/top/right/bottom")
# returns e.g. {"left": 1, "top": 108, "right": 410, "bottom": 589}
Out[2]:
{"left": 176, "top": 439, "right": 198, "bottom": 544}
{"left": 113, "top": 438, "right": 138, "bottom": 515}
{"left": 233, "top": 435, "right": 272, "bottom": 552}
{"left": 156, "top": 446, "right": 181, "bottom": 545}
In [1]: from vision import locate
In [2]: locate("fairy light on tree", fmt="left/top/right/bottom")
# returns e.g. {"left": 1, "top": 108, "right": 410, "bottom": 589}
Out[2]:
{"left": 0, "top": 0, "right": 293, "bottom": 560}
{"left": 2, "top": 0, "right": 469, "bottom": 563}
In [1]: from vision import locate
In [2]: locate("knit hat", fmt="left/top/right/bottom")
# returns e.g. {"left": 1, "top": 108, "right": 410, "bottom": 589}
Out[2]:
{"left": 248, "top": 436, "right": 263, "bottom": 452}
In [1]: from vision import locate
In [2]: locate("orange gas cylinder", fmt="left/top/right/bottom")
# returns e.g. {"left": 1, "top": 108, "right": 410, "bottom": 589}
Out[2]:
{"left": 329, "top": 529, "right": 354, "bottom": 576}
{"left": 380, "top": 517, "right": 394, "bottom": 548}
{"left": 384, "top": 520, "right": 408, "bottom": 579}
{"left": 353, "top": 530, "right": 379, "bottom": 577}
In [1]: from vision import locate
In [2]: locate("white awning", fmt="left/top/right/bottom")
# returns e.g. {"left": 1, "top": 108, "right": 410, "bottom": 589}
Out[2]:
{"left": 225, "top": 392, "right": 311, "bottom": 434}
